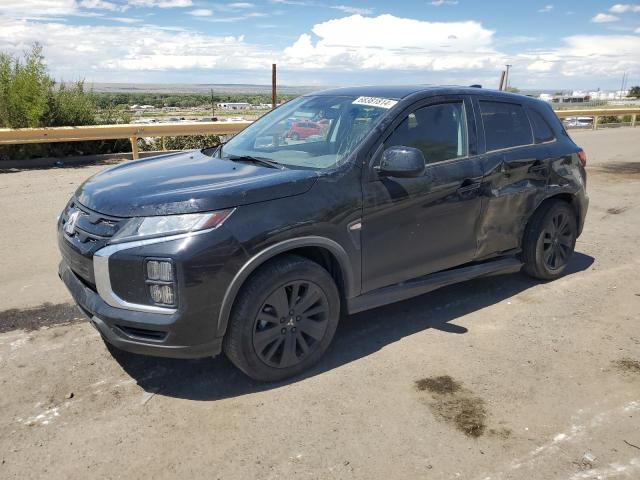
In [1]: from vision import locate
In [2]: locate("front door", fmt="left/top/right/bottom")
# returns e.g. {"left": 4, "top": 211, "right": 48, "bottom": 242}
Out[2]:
{"left": 361, "top": 96, "right": 483, "bottom": 292}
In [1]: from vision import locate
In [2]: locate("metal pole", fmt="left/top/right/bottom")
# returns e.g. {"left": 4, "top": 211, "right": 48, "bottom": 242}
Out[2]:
{"left": 210, "top": 89, "right": 215, "bottom": 118}
{"left": 498, "top": 71, "right": 506, "bottom": 91}
{"left": 272, "top": 63, "right": 277, "bottom": 110}
{"left": 504, "top": 64, "right": 512, "bottom": 90}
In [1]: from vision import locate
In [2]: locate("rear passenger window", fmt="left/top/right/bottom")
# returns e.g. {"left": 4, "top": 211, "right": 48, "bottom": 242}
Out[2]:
{"left": 384, "top": 102, "right": 468, "bottom": 164}
{"left": 528, "top": 108, "right": 555, "bottom": 144}
{"left": 480, "top": 101, "right": 533, "bottom": 151}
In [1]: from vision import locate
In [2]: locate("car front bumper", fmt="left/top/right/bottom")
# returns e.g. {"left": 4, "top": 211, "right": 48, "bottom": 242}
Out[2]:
{"left": 59, "top": 260, "right": 224, "bottom": 358}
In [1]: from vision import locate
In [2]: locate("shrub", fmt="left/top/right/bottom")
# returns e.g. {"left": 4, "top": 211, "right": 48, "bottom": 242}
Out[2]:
{"left": 140, "top": 135, "right": 222, "bottom": 152}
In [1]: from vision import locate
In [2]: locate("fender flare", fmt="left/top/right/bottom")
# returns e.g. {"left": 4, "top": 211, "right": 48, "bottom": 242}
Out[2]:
{"left": 216, "top": 236, "right": 355, "bottom": 336}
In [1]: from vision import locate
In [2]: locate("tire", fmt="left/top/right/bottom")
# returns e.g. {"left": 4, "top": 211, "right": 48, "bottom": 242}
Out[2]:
{"left": 223, "top": 255, "right": 340, "bottom": 382}
{"left": 522, "top": 200, "right": 577, "bottom": 280}
{"left": 291, "top": 133, "right": 300, "bottom": 141}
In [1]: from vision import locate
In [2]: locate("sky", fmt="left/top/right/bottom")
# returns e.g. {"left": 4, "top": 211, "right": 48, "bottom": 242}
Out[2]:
{"left": 0, "top": 0, "right": 639, "bottom": 90}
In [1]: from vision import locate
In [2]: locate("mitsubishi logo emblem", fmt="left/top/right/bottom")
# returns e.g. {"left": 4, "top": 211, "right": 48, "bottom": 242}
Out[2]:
{"left": 64, "top": 210, "right": 80, "bottom": 235}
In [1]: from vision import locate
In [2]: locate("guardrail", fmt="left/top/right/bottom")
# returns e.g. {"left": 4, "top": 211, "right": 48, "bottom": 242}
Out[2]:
{"left": 0, "top": 121, "right": 251, "bottom": 159}
{"left": 0, "top": 108, "right": 638, "bottom": 160}
{"left": 554, "top": 108, "right": 639, "bottom": 130}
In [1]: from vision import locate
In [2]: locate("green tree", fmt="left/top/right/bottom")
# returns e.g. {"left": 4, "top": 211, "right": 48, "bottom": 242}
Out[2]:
{"left": 0, "top": 44, "right": 52, "bottom": 128}
{"left": 627, "top": 86, "right": 640, "bottom": 98}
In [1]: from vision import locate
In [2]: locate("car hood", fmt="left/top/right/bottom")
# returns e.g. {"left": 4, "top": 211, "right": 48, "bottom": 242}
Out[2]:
{"left": 75, "top": 150, "right": 319, "bottom": 217}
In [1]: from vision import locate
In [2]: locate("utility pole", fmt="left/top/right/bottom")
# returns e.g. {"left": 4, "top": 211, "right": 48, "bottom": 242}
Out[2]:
{"left": 498, "top": 71, "right": 506, "bottom": 91}
{"left": 504, "top": 64, "right": 512, "bottom": 91}
{"left": 619, "top": 72, "right": 627, "bottom": 99}
{"left": 272, "top": 64, "right": 277, "bottom": 109}
{"left": 210, "top": 89, "right": 215, "bottom": 119}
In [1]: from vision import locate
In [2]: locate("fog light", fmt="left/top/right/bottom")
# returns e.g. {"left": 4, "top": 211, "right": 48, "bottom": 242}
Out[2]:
{"left": 146, "top": 260, "right": 173, "bottom": 281}
{"left": 149, "top": 284, "right": 175, "bottom": 305}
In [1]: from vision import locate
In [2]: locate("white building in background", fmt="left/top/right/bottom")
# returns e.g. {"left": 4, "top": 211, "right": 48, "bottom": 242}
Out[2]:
{"left": 217, "top": 102, "right": 251, "bottom": 110}
{"left": 538, "top": 93, "right": 554, "bottom": 102}
{"left": 588, "top": 90, "right": 630, "bottom": 100}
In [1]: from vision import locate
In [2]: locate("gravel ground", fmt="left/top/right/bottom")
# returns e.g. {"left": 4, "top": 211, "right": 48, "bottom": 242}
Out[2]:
{"left": 0, "top": 128, "right": 639, "bottom": 479}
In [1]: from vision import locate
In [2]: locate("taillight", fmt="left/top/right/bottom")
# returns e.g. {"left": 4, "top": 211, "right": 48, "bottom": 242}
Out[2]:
{"left": 577, "top": 150, "right": 587, "bottom": 167}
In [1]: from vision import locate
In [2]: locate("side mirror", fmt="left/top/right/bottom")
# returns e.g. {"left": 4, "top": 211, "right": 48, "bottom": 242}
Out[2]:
{"left": 377, "top": 146, "right": 426, "bottom": 178}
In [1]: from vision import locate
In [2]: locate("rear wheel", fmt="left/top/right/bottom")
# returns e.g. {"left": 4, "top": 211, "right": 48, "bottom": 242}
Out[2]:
{"left": 522, "top": 200, "right": 577, "bottom": 280}
{"left": 291, "top": 133, "right": 300, "bottom": 141}
{"left": 223, "top": 255, "right": 340, "bottom": 381}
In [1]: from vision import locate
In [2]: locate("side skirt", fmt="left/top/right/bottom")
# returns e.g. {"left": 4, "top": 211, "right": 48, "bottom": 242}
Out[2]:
{"left": 347, "top": 256, "right": 523, "bottom": 314}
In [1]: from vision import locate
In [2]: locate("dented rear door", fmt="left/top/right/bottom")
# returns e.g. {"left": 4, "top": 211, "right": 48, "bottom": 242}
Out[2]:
{"left": 472, "top": 97, "right": 550, "bottom": 258}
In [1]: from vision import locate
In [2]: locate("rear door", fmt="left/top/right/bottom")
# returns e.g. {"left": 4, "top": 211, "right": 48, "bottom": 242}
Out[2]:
{"left": 473, "top": 98, "right": 552, "bottom": 258}
{"left": 361, "top": 95, "right": 483, "bottom": 292}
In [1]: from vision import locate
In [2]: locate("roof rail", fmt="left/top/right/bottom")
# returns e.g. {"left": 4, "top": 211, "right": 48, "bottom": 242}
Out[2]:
{"left": 469, "top": 84, "right": 482, "bottom": 88}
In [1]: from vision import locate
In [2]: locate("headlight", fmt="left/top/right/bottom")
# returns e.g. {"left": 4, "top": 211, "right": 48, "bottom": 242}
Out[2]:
{"left": 111, "top": 209, "right": 234, "bottom": 243}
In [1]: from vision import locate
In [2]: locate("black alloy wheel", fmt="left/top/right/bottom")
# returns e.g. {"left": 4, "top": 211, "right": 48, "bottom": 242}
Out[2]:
{"left": 252, "top": 281, "right": 329, "bottom": 368}
{"left": 541, "top": 210, "right": 574, "bottom": 270}
{"left": 223, "top": 254, "right": 340, "bottom": 382}
{"left": 522, "top": 199, "right": 577, "bottom": 280}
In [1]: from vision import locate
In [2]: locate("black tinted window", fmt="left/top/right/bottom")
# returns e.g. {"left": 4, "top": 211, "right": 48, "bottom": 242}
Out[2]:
{"left": 528, "top": 108, "right": 555, "bottom": 144}
{"left": 384, "top": 102, "right": 468, "bottom": 164}
{"left": 480, "top": 101, "right": 532, "bottom": 151}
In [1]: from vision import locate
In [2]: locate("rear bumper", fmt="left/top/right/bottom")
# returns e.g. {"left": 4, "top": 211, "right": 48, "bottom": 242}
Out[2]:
{"left": 576, "top": 192, "right": 589, "bottom": 237}
{"left": 59, "top": 260, "right": 223, "bottom": 359}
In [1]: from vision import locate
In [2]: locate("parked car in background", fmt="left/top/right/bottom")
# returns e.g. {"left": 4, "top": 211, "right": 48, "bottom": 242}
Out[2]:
{"left": 286, "top": 120, "right": 327, "bottom": 140}
{"left": 58, "top": 86, "right": 588, "bottom": 381}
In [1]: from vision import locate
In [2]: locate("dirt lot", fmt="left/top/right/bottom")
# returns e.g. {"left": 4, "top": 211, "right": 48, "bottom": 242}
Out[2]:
{"left": 1, "top": 128, "right": 639, "bottom": 479}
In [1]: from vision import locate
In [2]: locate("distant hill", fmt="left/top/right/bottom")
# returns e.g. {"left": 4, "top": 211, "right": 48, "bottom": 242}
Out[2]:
{"left": 85, "top": 83, "right": 324, "bottom": 95}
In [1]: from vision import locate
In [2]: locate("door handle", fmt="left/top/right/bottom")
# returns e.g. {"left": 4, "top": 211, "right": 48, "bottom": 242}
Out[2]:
{"left": 457, "top": 180, "right": 481, "bottom": 196}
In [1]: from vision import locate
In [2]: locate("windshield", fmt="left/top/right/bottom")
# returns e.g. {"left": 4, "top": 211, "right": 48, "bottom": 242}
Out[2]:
{"left": 219, "top": 95, "right": 394, "bottom": 170}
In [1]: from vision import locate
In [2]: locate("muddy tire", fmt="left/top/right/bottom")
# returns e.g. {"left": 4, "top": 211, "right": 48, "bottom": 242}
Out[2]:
{"left": 223, "top": 255, "right": 340, "bottom": 382}
{"left": 522, "top": 200, "right": 577, "bottom": 280}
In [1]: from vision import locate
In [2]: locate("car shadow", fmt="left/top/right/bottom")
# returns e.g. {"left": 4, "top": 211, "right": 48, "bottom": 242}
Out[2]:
{"left": 109, "top": 252, "right": 594, "bottom": 401}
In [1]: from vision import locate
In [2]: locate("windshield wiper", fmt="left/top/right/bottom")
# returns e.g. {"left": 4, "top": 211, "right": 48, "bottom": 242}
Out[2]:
{"left": 225, "top": 155, "right": 285, "bottom": 170}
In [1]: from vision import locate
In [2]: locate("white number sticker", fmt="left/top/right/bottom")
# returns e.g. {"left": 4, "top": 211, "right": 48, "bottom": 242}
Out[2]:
{"left": 352, "top": 96, "right": 398, "bottom": 109}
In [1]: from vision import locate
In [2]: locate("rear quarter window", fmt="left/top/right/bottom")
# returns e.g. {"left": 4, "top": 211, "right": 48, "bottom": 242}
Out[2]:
{"left": 480, "top": 101, "right": 533, "bottom": 151}
{"left": 528, "top": 108, "right": 556, "bottom": 144}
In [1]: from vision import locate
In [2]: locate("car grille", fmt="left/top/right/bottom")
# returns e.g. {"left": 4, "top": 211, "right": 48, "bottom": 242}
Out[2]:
{"left": 61, "top": 200, "right": 124, "bottom": 249}
{"left": 59, "top": 200, "right": 126, "bottom": 285}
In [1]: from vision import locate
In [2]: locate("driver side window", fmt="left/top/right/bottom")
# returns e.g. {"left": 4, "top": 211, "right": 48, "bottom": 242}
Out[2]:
{"left": 384, "top": 102, "right": 468, "bottom": 164}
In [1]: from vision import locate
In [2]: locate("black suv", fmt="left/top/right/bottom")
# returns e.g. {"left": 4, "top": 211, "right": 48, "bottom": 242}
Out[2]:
{"left": 58, "top": 86, "right": 588, "bottom": 381}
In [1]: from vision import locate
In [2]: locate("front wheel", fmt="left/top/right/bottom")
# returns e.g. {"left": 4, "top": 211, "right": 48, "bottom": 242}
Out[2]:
{"left": 223, "top": 255, "right": 340, "bottom": 382}
{"left": 522, "top": 200, "right": 577, "bottom": 280}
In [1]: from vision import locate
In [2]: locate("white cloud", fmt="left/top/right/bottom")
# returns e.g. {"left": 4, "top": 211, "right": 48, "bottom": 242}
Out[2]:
{"left": 110, "top": 16, "right": 141, "bottom": 22}
{"left": 331, "top": 5, "right": 373, "bottom": 15}
{"left": 282, "top": 14, "right": 500, "bottom": 70}
{"left": 188, "top": 8, "right": 213, "bottom": 16}
{"left": 0, "top": 17, "right": 273, "bottom": 78}
{"left": 128, "top": 0, "right": 193, "bottom": 8}
{"left": 538, "top": 5, "right": 553, "bottom": 13}
{"left": 80, "top": 0, "right": 123, "bottom": 11}
{"left": 592, "top": 13, "right": 620, "bottom": 23}
{"left": 610, "top": 4, "right": 640, "bottom": 13}
{"left": 270, "top": 0, "right": 314, "bottom": 5}
{"left": 636, "top": 26, "right": 640, "bottom": 33}
{"left": 519, "top": 35, "right": 640, "bottom": 78}
{"left": 0, "top": 11, "right": 637, "bottom": 88}
{"left": 228, "top": 2, "right": 254, "bottom": 7}
{"left": 430, "top": 0, "right": 458, "bottom": 5}
{"left": 0, "top": 0, "right": 79, "bottom": 17}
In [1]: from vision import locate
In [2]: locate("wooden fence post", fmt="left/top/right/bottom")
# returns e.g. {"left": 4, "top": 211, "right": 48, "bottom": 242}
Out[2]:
{"left": 130, "top": 137, "right": 139, "bottom": 160}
